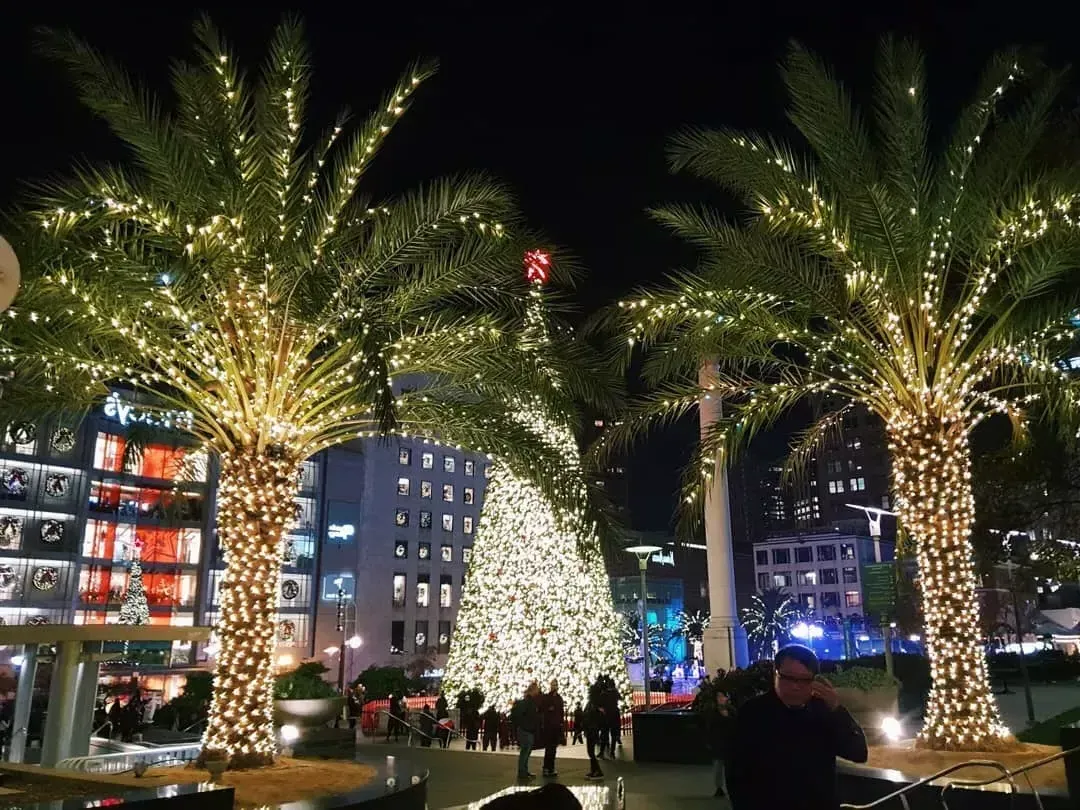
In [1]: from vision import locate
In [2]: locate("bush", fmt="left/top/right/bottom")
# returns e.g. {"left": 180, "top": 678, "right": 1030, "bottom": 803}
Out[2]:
{"left": 274, "top": 662, "right": 340, "bottom": 700}
{"left": 825, "top": 666, "right": 899, "bottom": 691}
{"left": 153, "top": 671, "right": 213, "bottom": 730}
{"left": 848, "top": 653, "right": 930, "bottom": 714}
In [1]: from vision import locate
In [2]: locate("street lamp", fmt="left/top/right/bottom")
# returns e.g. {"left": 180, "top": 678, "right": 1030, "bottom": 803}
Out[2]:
{"left": 333, "top": 577, "right": 358, "bottom": 693}
{"left": 625, "top": 544, "right": 662, "bottom": 709}
{"left": 994, "top": 530, "right": 1037, "bottom": 728}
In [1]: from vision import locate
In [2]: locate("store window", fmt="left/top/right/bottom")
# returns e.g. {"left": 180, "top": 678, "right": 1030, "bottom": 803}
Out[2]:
{"left": 443, "top": 456, "right": 455, "bottom": 474}
{"left": 397, "top": 477, "right": 410, "bottom": 496}
{"left": 816, "top": 545, "right": 837, "bottom": 561}
{"left": 821, "top": 592, "right": 840, "bottom": 609}
{"left": 772, "top": 571, "right": 792, "bottom": 588}
{"left": 394, "top": 509, "right": 409, "bottom": 527}
{"left": 772, "top": 548, "right": 790, "bottom": 565}
{"left": 442, "top": 514, "right": 453, "bottom": 532}
{"left": 842, "top": 567, "right": 858, "bottom": 584}
{"left": 421, "top": 452, "right": 433, "bottom": 470}
{"left": 464, "top": 460, "right": 475, "bottom": 477}
{"left": 415, "top": 621, "right": 429, "bottom": 651}
{"left": 420, "top": 481, "right": 432, "bottom": 499}
{"left": 417, "top": 575, "right": 430, "bottom": 607}
{"left": 755, "top": 550, "right": 768, "bottom": 566}
{"left": 462, "top": 516, "right": 473, "bottom": 534}
{"left": 438, "top": 621, "right": 452, "bottom": 653}
{"left": 419, "top": 510, "right": 432, "bottom": 529}
{"left": 398, "top": 448, "right": 411, "bottom": 466}
{"left": 440, "top": 575, "right": 452, "bottom": 608}
{"left": 820, "top": 568, "right": 838, "bottom": 585}
{"left": 462, "top": 547, "right": 472, "bottom": 565}
{"left": 840, "top": 543, "right": 855, "bottom": 560}
{"left": 441, "top": 545, "right": 453, "bottom": 563}
{"left": 463, "top": 487, "right": 475, "bottom": 505}
{"left": 757, "top": 573, "right": 770, "bottom": 590}
{"left": 392, "top": 574, "right": 406, "bottom": 607}
{"left": 394, "top": 541, "right": 407, "bottom": 559}
{"left": 442, "top": 484, "right": 454, "bottom": 503}
{"left": 418, "top": 542, "right": 431, "bottom": 561}
{"left": 795, "top": 547, "right": 813, "bottom": 563}
{"left": 845, "top": 590, "right": 862, "bottom": 608}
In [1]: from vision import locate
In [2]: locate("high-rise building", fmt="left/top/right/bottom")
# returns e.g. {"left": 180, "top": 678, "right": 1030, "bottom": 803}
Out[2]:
{"left": 311, "top": 438, "right": 488, "bottom": 683}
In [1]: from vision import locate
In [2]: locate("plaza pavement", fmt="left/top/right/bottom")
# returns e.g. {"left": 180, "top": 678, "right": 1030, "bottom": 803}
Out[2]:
{"left": 355, "top": 736, "right": 726, "bottom": 809}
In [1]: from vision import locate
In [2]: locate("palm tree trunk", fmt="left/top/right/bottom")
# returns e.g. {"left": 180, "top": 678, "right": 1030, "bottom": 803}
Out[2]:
{"left": 199, "top": 449, "right": 299, "bottom": 768}
{"left": 889, "top": 416, "right": 1007, "bottom": 751}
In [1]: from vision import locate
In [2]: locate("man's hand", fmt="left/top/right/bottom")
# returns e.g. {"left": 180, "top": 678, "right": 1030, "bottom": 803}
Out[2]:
{"left": 811, "top": 678, "right": 840, "bottom": 711}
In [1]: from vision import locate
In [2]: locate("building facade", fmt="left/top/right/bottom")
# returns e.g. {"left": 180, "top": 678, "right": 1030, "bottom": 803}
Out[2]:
{"left": 311, "top": 438, "right": 488, "bottom": 684}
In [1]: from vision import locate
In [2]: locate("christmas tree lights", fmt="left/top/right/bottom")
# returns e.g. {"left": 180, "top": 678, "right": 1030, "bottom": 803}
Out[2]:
{"left": 443, "top": 252, "right": 631, "bottom": 713}
{"left": 117, "top": 545, "right": 150, "bottom": 626}
{"left": 601, "top": 41, "right": 1080, "bottom": 750}
{"left": 1, "top": 20, "right": 603, "bottom": 767}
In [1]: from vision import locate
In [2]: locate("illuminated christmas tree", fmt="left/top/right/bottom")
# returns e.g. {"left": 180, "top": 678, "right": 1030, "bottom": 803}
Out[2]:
{"left": 118, "top": 553, "right": 150, "bottom": 626}
{"left": 444, "top": 251, "right": 632, "bottom": 712}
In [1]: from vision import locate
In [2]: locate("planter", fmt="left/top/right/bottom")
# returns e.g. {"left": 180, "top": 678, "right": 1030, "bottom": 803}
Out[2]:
{"left": 274, "top": 697, "right": 346, "bottom": 728}
{"left": 835, "top": 685, "right": 899, "bottom": 743}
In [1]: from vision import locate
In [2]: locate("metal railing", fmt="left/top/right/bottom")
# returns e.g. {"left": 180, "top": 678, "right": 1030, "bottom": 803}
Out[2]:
{"left": 375, "top": 710, "right": 471, "bottom": 748}
{"left": 840, "top": 744, "right": 1080, "bottom": 810}
{"left": 55, "top": 742, "right": 202, "bottom": 773}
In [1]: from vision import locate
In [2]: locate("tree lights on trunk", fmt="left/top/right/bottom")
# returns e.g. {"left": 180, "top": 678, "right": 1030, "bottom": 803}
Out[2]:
{"left": 199, "top": 450, "right": 301, "bottom": 767}
{"left": 889, "top": 415, "right": 1010, "bottom": 750}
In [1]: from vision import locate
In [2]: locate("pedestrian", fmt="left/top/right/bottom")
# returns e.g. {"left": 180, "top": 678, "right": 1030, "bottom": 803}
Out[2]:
{"left": 482, "top": 705, "right": 500, "bottom": 751}
{"left": 727, "top": 645, "right": 868, "bottom": 810}
{"left": 419, "top": 703, "right": 434, "bottom": 747}
{"left": 600, "top": 676, "right": 620, "bottom": 756}
{"left": 706, "top": 689, "right": 735, "bottom": 798}
{"left": 386, "top": 694, "right": 402, "bottom": 743}
{"left": 539, "top": 679, "right": 565, "bottom": 778}
{"left": 571, "top": 703, "right": 584, "bottom": 745}
{"left": 582, "top": 683, "right": 605, "bottom": 781}
{"left": 464, "top": 705, "right": 481, "bottom": 751}
{"left": 435, "top": 693, "right": 451, "bottom": 748}
{"left": 510, "top": 681, "right": 540, "bottom": 781}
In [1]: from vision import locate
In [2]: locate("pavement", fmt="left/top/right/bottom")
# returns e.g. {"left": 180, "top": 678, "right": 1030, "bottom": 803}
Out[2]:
{"left": 349, "top": 736, "right": 727, "bottom": 810}
{"left": 995, "top": 681, "right": 1080, "bottom": 733}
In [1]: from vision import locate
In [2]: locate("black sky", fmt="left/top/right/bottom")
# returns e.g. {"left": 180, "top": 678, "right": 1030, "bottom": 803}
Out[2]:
{"left": 2, "top": 1, "right": 1078, "bottom": 530}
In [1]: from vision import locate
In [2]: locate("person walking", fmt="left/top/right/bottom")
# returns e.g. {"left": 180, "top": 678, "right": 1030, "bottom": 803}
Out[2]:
{"left": 419, "top": 703, "right": 435, "bottom": 747}
{"left": 727, "top": 645, "right": 867, "bottom": 810}
{"left": 464, "top": 705, "right": 481, "bottom": 751}
{"left": 510, "top": 682, "right": 541, "bottom": 781}
{"left": 601, "top": 677, "right": 621, "bottom": 757}
{"left": 571, "top": 703, "right": 584, "bottom": 745}
{"left": 582, "top": 683, "right": 606, "bottom": 781}
{"left": 706, "top": 689, "right": 735, "bottom": 798}
{"left": 435, "top": 693, "right": 450, "bottom": 748}
{"left": 539, "top": 680, "right": 565, "bottom": 778}
{"left": 482, "top": 705, "right": 500, "bottom": 752}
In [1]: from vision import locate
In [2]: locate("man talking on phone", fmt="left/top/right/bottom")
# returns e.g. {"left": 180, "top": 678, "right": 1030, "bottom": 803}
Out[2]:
{"left": 727, "top": 645, "right": 868, "bottom": 810}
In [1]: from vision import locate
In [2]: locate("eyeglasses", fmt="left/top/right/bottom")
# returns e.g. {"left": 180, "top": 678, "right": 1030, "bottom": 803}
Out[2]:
{"left": 777, "top": 671, "right": 815, "bottom": 685}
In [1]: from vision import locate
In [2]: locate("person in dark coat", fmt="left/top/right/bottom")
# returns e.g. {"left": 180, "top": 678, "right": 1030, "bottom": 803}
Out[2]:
{"left": 482, "top": 706, "right": 500, "bottom": 751}
{"left": 601, "top": 677, "right": 621, "bottom": 756}
{"left": 386, "top": 694, "right": 403, "bottom": 742}
{"left": 418, "top": 703, "right": 434, "bottom": 747}
{"left": 727, "top": 645, "right": 868, "bottom": 810}
{"left": 571, "top": 703, "right": 584, "bottom": 745}
{"left": 538, "top": 680, "right": 565, "bottom": 777}
{"left": 464, "top": 706, "right": 481, "bottom": 751}
{"left": 582, "top": 685, "right": 606, "bottom": 781}
{"left": 435, "top": 694, "right": 451, "bottom": 748}
{"left": 706, "top": 689, "right": 735, "bottom": 798}
{"left": 510, "top": 682, "right": 540, "bottom": 780}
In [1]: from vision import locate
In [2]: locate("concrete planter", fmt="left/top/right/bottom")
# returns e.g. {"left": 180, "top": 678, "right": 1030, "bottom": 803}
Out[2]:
{"left": 835, "top": 685, "right": 899, "bottom": 743}
{"left": 274, "top": 697, "right": 346, "bottom": 728}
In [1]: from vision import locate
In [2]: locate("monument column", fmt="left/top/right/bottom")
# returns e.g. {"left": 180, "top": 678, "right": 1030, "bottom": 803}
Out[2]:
{"left": 699, "top": 361, "right": 748, "bottom": 672}
{"left": 7, "top": 644, "right": 37, "bottom": 763}
{"left": 40, "top": 640, "right": 82, "bottom": 767}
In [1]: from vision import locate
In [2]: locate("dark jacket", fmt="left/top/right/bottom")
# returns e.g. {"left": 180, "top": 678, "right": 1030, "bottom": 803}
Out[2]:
{"left": 510, "top": 696, "right": 539, "bottom": 734}
{"left": 482, "top": 707, "right": 500, "bottom": 737}
{"left": 582, "top": 699, "right": 604, "bottom": 734}
{"left": 435, "top": 696, "right": 449, "bottom": 719}
{"left": 727, "top": 690, "right": 868, "bottom": 810}
{"left": 538, "top": 691, "right": 565, "bottom": 745}
{"left": 705, "top": 704, "right": 735, "bottom": 758}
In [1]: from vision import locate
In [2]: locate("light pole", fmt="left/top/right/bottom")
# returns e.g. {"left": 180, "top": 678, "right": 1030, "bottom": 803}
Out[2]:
{"left": 333, "top": 577, "right": 359, "bottom": 693}
{"left": 845, "top": 504, "right": 899, "bottom": 676}
{"left": 626, "top": 544, "right": 662, "bottom": 709}
{"left": 997, "top": 530, "right": 1037, "bottom": 728}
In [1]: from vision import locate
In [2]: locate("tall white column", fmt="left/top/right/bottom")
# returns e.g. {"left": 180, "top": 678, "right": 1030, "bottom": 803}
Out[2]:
{"left": 40, "top": 640, "right": 82, "bottom": 767}
{"left": 7, "top": 644, "right": 37, "bottom": 763}
{"left": 699, "top": 361, "right": 748, "bottom": 672}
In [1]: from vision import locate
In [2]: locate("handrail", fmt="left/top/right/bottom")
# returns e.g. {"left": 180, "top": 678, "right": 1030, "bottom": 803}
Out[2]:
{"left": 376, "top": 710, "right": 439, "bottom": 744}
{"left": 839, "top": 760, "right": 1014, "bottom": 809}
{"left": 56, "top": 743, "right": 201, "bottom": 773}
{"left": 416, "top": 711, "right": 469, "bottom": 741}
{"left": 841, "top": 743, "right": 1080, "bottom": 810}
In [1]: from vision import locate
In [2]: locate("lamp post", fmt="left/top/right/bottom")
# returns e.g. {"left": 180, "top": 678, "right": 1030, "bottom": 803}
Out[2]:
{"left": 333, "top": 577, "right": 359, "bottom": 693}
{"left": 845, "top": 504, "right": 899, "bottom": 676}
{"left": 997, "top": 530, "right": 1037, "bottom": 728}
{"left": 626, "top": 544, "right": 662, "bottom": 709}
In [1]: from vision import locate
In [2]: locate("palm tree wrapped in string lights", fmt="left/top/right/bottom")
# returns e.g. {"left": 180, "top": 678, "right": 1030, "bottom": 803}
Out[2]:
{"left": 1, "top": 18, "right": 610, "bottom": 767}
{"left": 600, "top": 40, "right": 1080, "bottom": 750}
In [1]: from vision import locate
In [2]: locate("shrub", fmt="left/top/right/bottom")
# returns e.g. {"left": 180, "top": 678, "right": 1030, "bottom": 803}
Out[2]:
{"left": 351, "top": 665, "right": 424, "bottom": 700}
{"left": 825, "top": 666, "right": 899, "bottom": 691}
{"left": 274, "top": 662, "right": 340, "bottom": 700}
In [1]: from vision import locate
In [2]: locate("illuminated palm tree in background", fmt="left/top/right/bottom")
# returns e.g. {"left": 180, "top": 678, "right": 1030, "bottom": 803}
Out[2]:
{"left": 1, "top": 18, "right": 610, "bottom": 767}
{"left": 740, "top": 588, "right": 800, "bottom": 661}
{"left": 603, "top": 39, "right": 1080, "bottom": 750}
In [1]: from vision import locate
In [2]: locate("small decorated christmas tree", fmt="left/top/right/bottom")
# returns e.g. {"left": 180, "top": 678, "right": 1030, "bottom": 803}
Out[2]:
{"left": 118, "top": 541, "right": 150, "bottom": 625}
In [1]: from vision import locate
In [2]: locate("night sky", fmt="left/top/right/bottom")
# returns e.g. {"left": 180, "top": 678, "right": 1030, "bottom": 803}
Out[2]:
{"left": 2, "top": 2, "right": 1077, "bottom": 530}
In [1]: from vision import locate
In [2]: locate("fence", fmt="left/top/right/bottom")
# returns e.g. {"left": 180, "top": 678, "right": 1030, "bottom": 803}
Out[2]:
{"left": 55, "top": 742, "right": 201, "bottom": 773}
{"left": 361, "top": 690, "right": 694, "bottom": 735}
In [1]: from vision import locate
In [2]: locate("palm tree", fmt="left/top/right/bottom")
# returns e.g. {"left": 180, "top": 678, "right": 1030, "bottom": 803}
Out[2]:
{"left": 1, "top": 18, "right": 610, "bottom": 767}
{"left": 740, "top": 588, "right": 800, "bottom": 661}
{"left": 602, "top": 39, "right": 1080, "bottom": 751}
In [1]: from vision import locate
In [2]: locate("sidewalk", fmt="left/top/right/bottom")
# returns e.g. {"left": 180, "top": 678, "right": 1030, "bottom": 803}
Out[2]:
{"left": 356, "top": 738, "right": 726, "bottom": 809}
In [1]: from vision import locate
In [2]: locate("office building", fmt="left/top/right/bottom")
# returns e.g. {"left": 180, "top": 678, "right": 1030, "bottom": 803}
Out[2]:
{"left": 312, "top": 437, "right": 488, "bottom": 683}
